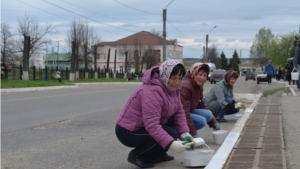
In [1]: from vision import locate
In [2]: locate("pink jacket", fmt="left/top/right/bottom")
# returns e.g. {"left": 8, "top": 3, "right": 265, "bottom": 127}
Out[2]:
{"left": 116, "top": 66, "right": 189, "bottom": 149}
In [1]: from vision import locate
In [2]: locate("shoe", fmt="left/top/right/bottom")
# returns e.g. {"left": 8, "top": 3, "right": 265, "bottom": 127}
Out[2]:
{"left": 127, "top": 152, "right": 154, "bottom": 168}
{"left": 154, "top": 155, "right": 174, "bottom": 163}
{"left": 216, "top": 118, "right": 228, "bottom": 123}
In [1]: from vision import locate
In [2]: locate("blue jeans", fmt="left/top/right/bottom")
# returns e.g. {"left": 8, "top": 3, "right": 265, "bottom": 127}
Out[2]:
{"left": 190, "top": 109, "right": 213, "bottom": 130}
{"left": 115, "top": 124, "right": 176, "bottom": 163}
{"left": 216, "top": 97, "right": 239, "bottom": 120}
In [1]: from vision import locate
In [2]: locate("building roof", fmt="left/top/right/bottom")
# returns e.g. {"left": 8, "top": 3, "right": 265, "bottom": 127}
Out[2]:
{"left": 95, "top": 31, "right": 180, "bottom": 47}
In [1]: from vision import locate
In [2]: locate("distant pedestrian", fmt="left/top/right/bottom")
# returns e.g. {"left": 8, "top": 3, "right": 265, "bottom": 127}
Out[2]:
{"left": 127, "top": 72, "right": 132, "bottom": 81}
{"left": 264, "top": 60, "right": 275, "bottom": 85}
{"left": 285, "top": 58, "right": 294, "bottom": 85}
{"left": 56, "top": 71, "right": 62, "bottom": 82}
{"left": 275, "top": 67, "right": 282, "bottom": 81}
{"left": 293, "top": 37, "right": 300, "bottom": 90}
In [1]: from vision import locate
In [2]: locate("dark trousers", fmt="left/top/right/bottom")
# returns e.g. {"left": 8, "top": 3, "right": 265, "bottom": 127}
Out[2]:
{"left": 286, "top": 74, "right": 291, "bottom": 85}
{"left": 115, "top": 124, "right": 177, "bottom": 163}
{"left": 267, "top": 75, "right": 273, "bottom": 84}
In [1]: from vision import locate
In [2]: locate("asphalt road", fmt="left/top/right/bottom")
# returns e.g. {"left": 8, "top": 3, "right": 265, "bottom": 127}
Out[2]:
{"left": 1, "top": 78, "right": 287, "bottom": 169}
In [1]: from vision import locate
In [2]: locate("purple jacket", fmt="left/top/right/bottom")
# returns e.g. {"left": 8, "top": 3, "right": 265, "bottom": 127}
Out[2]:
{"left": 116, "top": 66, "right": 189, "bottom": 149}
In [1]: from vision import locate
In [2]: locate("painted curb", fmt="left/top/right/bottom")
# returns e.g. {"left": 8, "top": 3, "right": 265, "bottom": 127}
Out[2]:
{"left": 205, "top": 93, "right": 262, "bottom": 169}
{"left": 1, "top": 85, "right": 78, "bottom": 93}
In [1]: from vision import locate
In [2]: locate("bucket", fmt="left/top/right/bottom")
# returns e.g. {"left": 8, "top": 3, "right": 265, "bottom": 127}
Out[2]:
{"left": 212, "top": 130, "right": 227, "bottom": 144}
{"left": 235, "top": 114, "right": 242, "bottom": 120}
{"left": 184, "top": 149, "right": 214, "bottom": 167}
{"left": 291, "top": 68, "right": 299, "bottom": 80}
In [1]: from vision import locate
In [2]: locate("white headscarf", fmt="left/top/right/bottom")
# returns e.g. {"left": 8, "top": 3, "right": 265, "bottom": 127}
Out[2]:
{"left": 159, "top": 60, "right": 182, "bottom": 87}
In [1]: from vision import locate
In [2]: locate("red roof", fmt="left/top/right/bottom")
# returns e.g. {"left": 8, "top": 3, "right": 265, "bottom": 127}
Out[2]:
{"left": 95, "top": 31, "right": 178, "bottom": 47}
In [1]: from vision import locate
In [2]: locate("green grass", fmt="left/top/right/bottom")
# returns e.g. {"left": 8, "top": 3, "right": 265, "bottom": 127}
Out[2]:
{"left": 1, "top": 78, "right": 141, "bottom": 89}
{"left": 262, "top": 87, "right": 289, "bottom": 97}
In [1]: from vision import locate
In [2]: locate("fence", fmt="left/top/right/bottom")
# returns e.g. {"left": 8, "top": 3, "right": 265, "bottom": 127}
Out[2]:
{"left": 2, "top": 65, "right": 138, "bottom": 80}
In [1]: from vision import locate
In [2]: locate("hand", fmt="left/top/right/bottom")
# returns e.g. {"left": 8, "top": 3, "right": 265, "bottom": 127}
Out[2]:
{"left": 232, "top": 100, "right": 236, "bottom": 104}
{"left": 169, "top": 141, "right": 190, "bottom": 153}
{"left": 235, "top": 102, "right": 244, "bottom": 109}
{"left": 180, "top": 132, "right": 194, "bottom": 150}
{"left": 212, "top": 123, "right": 220, "bottom": 130}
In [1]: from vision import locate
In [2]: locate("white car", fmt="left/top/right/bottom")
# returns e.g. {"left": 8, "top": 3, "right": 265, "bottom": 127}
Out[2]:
{"left": 256, "top": 71, "right": 268, "bottom": 84}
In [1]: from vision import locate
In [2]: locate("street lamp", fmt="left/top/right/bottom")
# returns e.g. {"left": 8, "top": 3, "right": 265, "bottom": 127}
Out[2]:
{"left": 162, "top": 0, "right": 174, "bottom": 61}
{"left": 205, "top": 26, "right": 217, "bottom": 62}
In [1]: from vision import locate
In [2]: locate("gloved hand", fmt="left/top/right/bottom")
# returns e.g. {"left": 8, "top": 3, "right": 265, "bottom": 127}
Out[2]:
{"left": 180, "top": 132, "right": 194, "bottom": 150}
{"left": 232, "top": 100, "right": 236, "bottom": 104}
{"left": 212, "top": 123, "right": 220, "bottom": 130}
{"left": 169, "top": 141, "right": 190, "bottom": 153}
{"left": 235, "top": 102, "right": 244, "bottom": 109}
{"left": 225, "top": 103, "right": 235, "bottom": 109}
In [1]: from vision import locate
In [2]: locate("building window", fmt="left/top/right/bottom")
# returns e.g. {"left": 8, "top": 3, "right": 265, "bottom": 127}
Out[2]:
{"left": 120, "top": 66, "right": 123, "bottom": 72}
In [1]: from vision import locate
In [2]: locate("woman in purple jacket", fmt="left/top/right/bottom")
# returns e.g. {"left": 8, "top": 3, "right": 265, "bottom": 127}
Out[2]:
{"left": 115, "top": 60, "right": 194, "bottom": 168}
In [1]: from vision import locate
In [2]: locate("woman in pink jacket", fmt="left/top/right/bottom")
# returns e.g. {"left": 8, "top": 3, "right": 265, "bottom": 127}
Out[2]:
{"left": 116, "top": 60, "right": 194, "bottom": 168}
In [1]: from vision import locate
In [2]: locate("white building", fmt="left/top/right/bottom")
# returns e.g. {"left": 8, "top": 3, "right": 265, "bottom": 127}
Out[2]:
{"left": 29, "top": 53, "right": 46, "bottom": 69}
{"left": 94, "top": 31, "right": 183, "bottom": 73}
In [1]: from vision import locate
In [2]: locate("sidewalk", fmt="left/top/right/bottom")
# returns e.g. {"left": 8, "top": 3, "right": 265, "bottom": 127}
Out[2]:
{"left": 220, "top": 83, "right": 300, "bottom": 169}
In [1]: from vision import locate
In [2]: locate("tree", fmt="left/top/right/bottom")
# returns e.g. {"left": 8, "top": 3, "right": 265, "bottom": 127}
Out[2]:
{"left": 229, "top": 50, "right": 241, "bottom": 73}
{"left": 250, "top": 27, "right": 274, "bottom": 71}
{"left": 16, "top": 14, "right": 56, "bottom": 80}
{"left": 267, "top": 32, "right": 298, "bottom": 67}
{"left": 1, "top": 23, "right": 15, "bottom": 65}
{"left": 220, "top": 51, "right": 228, "bottom": 70}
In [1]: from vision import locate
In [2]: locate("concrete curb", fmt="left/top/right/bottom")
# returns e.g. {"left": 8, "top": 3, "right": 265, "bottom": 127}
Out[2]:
{"left": 205, "top": 93, "right": 262, "bottom": 169}
{"left": 1, "top": 82, "right": 142, "bottom": 93}
{"left": 1, "top": 85, "right": 78, "bottom": 93}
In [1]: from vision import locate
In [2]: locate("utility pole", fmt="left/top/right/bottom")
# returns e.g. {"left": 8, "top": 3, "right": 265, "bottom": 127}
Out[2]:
{"left": 203, "top": 46, "right": 205, "bottom": 62}
{"left": 162, "top": 0, "right": 174, "bottom": 62}
{"left": 52, "top": 47, "right": 54, "bottom": 68}
{"left": 205, "top": 26, "right": 217, "bottom": 62}
{"left": 163, "top": 9, "right": 166, "bottom": 62}
{"left": 57, "top": 41, "right": 59, "bottom": 67}
{"left": 205, "top": 35, "right": 208, "bottom": 62}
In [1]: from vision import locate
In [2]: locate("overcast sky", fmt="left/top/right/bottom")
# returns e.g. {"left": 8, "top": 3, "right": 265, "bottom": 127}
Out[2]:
{"left": 1, "top": 0, "right": 300, "bottom": 59}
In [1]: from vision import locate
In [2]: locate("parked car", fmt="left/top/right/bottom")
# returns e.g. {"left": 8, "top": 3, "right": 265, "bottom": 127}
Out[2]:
{"left": 245, "top": 71, "right": 256, "bottom": 81}
{"left": 256, "top": 71, "right": 268, "bottom": 84}
{"left": 210, "top": 69, "right": 226, "bottom": 84}
{"left": 205, "top": 62, "right": 216, "bottom": 81}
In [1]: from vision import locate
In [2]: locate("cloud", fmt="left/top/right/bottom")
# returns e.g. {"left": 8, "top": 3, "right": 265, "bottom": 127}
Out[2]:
{"left": 240, "top": 16, "right": 263, "bottom": 20}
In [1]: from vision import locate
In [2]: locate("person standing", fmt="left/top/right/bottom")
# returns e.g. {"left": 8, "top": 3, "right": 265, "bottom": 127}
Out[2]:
{"left": 293, "top": 37, "right": 300, "bottom": 90}
{"left": 264, "top": 60, "right": 275, "bottom": 85}
{"left": 285, "top": 58, "right": 294, "bottom": 85}
{"left": 115, "top": 60, "right": 194, "bottom": 168}
{"left": 204, "top": 70, "right": 245, "bottom": 122}
{"left": 179, "top": 63, "right": 220, "bottom": 138}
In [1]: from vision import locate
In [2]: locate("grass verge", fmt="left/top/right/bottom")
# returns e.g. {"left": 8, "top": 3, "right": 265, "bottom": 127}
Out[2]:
{"left": 1, "top": 78, "right": 141, "bottom": 89}
{"left": 262, "top": 87, "right": 289, "bottom": 97}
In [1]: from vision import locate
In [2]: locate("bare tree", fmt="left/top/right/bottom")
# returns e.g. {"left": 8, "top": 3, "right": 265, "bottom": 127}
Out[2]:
{"left": 207, "top": 45, "right": 221, "bottom": 69}
{"left": 67, "top": 19, "right": 101, "bottom": 79}
{"left": 1, "top": 23, "right": 15, "bottom": 65}
{"left": 16, "top": 14, "right": 56, "bottom": 80}
{"left": 67, "top": 19, "right": 84, "bottom": 79}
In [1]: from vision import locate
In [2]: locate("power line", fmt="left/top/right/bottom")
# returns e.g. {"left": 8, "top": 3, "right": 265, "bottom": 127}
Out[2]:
{"left": 41, "top": 0, "right": 136, "bottom": 33}
{"left": 113, "top": 0, "right": 161, "bottom": 15}
{"left": 61, "top": 0, "right": 128, "bottom": 24}
{"left": 17, "top": 0, "right": 124, "bottom": 35}
{"left": 167, "top": 20, "right": 191, "bottom": 39}
{"left": 17, "top": 0, "right": 71, "bottom": 21}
